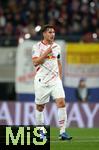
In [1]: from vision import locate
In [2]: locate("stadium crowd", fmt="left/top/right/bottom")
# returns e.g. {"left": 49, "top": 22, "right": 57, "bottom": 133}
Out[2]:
{"left": 0, "top": 0, "right": 99, "bottom": 42}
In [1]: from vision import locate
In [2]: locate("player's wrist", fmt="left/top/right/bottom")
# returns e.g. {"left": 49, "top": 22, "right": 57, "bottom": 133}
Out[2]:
{"left": 48, "top": 48, "right": 52, "bottom": 53}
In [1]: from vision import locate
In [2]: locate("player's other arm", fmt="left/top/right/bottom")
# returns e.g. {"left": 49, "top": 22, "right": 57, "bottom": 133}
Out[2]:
{"left": 58, "top": 60, "right": 62, "bottom": 80}
{"left": 32, "top": 46, "right": 52, "bottom": 66}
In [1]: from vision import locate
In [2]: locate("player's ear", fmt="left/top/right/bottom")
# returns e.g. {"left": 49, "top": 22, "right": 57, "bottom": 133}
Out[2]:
{"left": 43, "top": 31, "right": 46, "bottom": 37}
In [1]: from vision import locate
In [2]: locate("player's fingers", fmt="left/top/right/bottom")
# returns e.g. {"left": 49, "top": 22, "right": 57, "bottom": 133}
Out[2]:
{"left": 52, "top": 45, "right": 57, "bottom": 49}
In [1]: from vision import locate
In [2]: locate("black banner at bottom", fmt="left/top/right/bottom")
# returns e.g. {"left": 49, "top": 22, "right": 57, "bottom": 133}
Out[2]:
{"left": 0, "top": 125, "right": 50, "bottom": 150}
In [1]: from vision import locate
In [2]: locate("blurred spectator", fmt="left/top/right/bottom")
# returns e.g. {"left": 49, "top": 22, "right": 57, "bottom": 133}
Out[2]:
{"left": 76, "top": 78, "right": 90, "bottom": 102}
{"left": 96, "top": 27, "right": 99, "bottom": 39}
{"left": 0, "top": 7, "right": 6, "bottom": 27}
{"left": 82, "top": 32, "right": 94, "bottom": 42}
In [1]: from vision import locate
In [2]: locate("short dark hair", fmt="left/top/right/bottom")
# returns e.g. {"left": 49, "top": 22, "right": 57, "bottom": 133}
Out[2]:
{"left": 41, "top": 24, "right": 54, "bottom": 33}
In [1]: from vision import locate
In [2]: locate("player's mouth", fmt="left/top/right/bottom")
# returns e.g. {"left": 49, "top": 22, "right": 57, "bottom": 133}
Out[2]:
{"left": 50, "top": 36, "right": 54, "bottom": 40}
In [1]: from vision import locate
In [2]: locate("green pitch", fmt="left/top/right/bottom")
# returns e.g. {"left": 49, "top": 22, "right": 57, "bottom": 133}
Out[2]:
{"left": 50, "top": 128, "right": 99, "bottom": 150}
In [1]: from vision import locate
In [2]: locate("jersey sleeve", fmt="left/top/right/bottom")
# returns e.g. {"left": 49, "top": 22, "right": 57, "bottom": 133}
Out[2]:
{"left": 32, "top": 44, "right": 40, "bottom": 58}
{"left": 57, "top": 45, "right": 61, "bottom": 59}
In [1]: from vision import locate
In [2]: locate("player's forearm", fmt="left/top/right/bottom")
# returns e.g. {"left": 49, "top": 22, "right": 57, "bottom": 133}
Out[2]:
{"left": 58, "top": 60, "right": 62, "bottom": 79}
{"left": 32, "top": 48, "right": 52, "bottom": 65}
{"left": 32, "top": 57, "right": 44, "bottom": 65}
{"left": 59, "top": 68, "right": 62, "bottom": 80}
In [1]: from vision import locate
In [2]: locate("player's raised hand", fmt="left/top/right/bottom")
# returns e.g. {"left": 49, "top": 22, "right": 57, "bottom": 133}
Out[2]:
{"left": 47, "top": 44, "right": 57, "bottom": 54}
{"left": 47, "top": 44, "right": 53, "bottom": 53}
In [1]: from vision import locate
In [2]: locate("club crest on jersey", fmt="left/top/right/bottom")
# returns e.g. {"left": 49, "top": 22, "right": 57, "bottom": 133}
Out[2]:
{"left": 47, "top": 53, "right": 55, "bottom": 59}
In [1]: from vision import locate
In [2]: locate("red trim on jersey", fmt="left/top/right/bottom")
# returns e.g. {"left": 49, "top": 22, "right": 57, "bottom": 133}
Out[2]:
{"left": 32, "top": 56, "right": 39, "bottom": 59}
{"left": 36, "top": 66, "right": 40, "bottom": 72}
{"left": 46, "top": 55, "right": 56, "bottom": 59}
{"left": 45, "top": 74, "right": 56, "bottom": 84}
{"left": 41, "top": 40, "right": 49, "bottom": 45}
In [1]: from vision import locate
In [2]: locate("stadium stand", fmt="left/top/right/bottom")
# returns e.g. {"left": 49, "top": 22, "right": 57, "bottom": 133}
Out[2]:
{"left": 0, "top": 0, "right": 99, "bottom": 46}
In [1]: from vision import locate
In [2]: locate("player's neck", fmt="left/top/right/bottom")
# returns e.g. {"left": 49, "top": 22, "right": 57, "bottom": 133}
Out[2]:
{"left": 42, "top": 39, "right": 53, "bottom": 45}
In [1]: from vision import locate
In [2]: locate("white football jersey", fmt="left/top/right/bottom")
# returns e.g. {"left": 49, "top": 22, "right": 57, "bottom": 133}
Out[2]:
{"left": 32, "top": 41, "right": 61, "bottom": 85}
